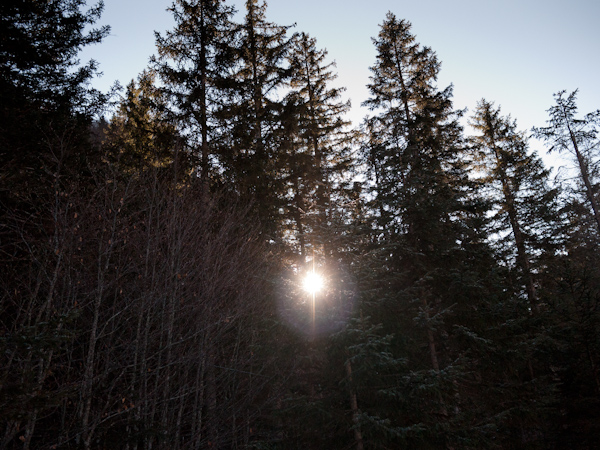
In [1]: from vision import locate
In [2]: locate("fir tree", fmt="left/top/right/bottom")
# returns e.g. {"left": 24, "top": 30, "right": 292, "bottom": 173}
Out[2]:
{"left": 153, "top": 0, "right": 236, "bottom": 193}
{"left": 469, "top": 99, "right": 562, "bottom": 311}
{"left": 533, "top": 90, "right": 600, "bottom": 236}
{"left": 218, "top": 0, "right": 292, "bottom": 238}
{"left": 533, "top": 91, "right": 600, "bottom": 447}
{"left": 0, "top": 4, "right": 109, "bottom": 444}
{"left": 283, "top": 32, "right": 354, "bottom": 259}
{"left": 362, "top": 11, "right": 469, "bottom": 370}
{"left": 104, "top": 71, "right": 180, "bottom": 174}
{"left": 0, "top": 0, "right": 110, "bottom": 207}
{"left": 357, "top": 13, "right": 510, "bottom": 447}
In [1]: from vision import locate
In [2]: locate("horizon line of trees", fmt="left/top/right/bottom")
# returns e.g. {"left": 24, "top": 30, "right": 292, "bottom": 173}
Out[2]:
{"left": 1, "top": 0, "right": 599, "bottom": 449}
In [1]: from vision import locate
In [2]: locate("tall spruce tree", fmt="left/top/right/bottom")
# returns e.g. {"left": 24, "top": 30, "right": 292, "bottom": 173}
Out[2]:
{"left": 533, "top": 91, "right": 600, "bottom": 447}
{"left": 362, "top": 11, "right": 469, "bottom": 372}
{"left": 218, "top": 0, "right": 292, "bottom": 238}
{"left": 469, "top": 99, "right": 562, "bottom": 311}
{"left": 153, "top": 0, "right": 236, "bottom": 193}
{"left": 283, "top": 32, "right": 354, "bottom": 260}
{"left": 533, "top": 90, "right": 600, "bottom": 236}
{"left": 0, "top": 0, "right": 109, "bottom": 208}
{"left": 104, "top": 71, "right": 180, "bottom": 174}
{"left": 466, "top": 101, "right": 569, "bottom": 447}
{"left": 354, "top": 13, "right": 511, "bottom": 447}
{"left": 0, "top": 0, "right": 108, "bottom": 111}
{"left": 0, "top": 3, "right": 111, "bottom": 447}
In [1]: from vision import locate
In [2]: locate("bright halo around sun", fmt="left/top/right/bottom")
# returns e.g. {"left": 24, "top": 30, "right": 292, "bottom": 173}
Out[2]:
{"left": 303, "top": 271, "right": 323, "bottom": 295}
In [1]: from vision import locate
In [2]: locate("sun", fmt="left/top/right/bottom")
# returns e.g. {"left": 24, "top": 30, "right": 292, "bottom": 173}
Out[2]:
{"left": 303, "top": 271, "right": 323, "bottom": 295}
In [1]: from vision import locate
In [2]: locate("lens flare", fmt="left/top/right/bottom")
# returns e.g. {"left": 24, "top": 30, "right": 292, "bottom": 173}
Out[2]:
{"left": 276, "top": 265, "right": 356, "bottom": 339}
{"left": 303, "top": 271, "right": 323, "bottom": 295}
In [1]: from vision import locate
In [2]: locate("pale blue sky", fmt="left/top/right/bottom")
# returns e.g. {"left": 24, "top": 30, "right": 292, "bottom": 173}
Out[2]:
{"left": 81, "top": 0, "right": 599, "bottom": 161}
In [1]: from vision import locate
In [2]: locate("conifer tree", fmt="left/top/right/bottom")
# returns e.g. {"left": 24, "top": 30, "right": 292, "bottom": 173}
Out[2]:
{"left": 0, "top": 0, "right": 110, "bottom": 207}
{"left": 153, "top": 0, "right": 236, "bottom": 193}
{"left": 533, "top": 91, "right": 600, "bottom": 447}
{"left": 466, "top": 101, "right": 570, "bottom": 446}
{"left": 0, "top": 3, "right": 109, "bottom": 444}
{"left": 362, "top": 12, "right": 468, "bottom": 369}
{"left": 0, "top": 0, "right": 108, "bottom": 111}
{"left": 104, "top": 71, "right": 180, "bottom": 174}
{"left": 284, "top": 32, "right": 354, "bottom": 259}
{"left": 470, "top": 99, "right": 562, "bottom": 311}
{"left": 533, "top": 90, "right": 600, "bottom": 236}
{"left": 218, "top": 0, "right": 292, "bottom": 237}
{"left": 356, "top": 13, "right": 506, "bottom": 447}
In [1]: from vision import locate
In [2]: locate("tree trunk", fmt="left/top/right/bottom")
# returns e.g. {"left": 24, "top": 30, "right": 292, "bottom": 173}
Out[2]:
{"left": 567, "top": 124, "right": 600, "bottom": 235}
{"left": 345, "top": 359, "right": 364, "bottom": 450}
{"left": 500, "top": 176, "right": 539, "bottom": 313}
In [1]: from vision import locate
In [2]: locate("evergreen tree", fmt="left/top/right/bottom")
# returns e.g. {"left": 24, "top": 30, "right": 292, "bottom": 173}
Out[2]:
{"left": 0, "top": 0, "right": 108, "bottom": 111}
{"left": 358, "top": 12, "right": 451, "bottom": 445}
{"left": 533, "top": 91, "right": 600, "bottom": 448}
{"left": 283, "top": 32, "right": 354, "bottom": 259}
{"left": 0, "top": 3, "right": 109, "bottom": 445}
{"left": 153, "top": 0, "right": 236, "bottom": 193}
{"left": 469, "top": 99, "right": 562, "bottom": 311}
{"left": 104, "top": 71, "right": 181, "bottom": 174}
{"left": 0, "top": 0, "right": 110, "bottom": 206}
{"left": 362, "top": 11, "right": 470, "bottom": 369}
{"left": 467, "top": 100, "right": 571, "bottom": 446}
{"left": 533, "top": 90, "right": 600, "bottom": 236}
{"left": 355, "top": 14, "right": 519, "bottom": 448}
{"left": 218, "top": 0, "right": 292, "bottom": 237}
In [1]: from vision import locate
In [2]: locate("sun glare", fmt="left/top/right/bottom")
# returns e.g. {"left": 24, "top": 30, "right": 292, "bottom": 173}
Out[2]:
{"left": 303, "top": 271, "right": 323, "bottom": 295}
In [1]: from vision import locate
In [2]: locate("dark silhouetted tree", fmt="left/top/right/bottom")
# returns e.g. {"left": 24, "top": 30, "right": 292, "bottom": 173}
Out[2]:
{"left": 217, "top": 0, "right": 292, "bottom": 237}
{"left": 533, "top": 90, "right": 600, "bottom": 236}
{"left": 283, "top": 32, "right": 354, "bottom": 259}
{"left": 153, "top": 0, "right": 236, "bottom": 194}
{"left": 470, "top": 99, "right": 562, "bottom": 311}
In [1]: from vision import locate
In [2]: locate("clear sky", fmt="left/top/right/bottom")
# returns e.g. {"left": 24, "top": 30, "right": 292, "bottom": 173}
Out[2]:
{"left": 80, "top": 0, "right": 599, "bottom": 164}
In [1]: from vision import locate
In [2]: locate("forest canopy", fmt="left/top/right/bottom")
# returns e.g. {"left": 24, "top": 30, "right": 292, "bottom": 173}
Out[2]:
{"left": 1, "top": 1, "right": 599, "bottom": 449}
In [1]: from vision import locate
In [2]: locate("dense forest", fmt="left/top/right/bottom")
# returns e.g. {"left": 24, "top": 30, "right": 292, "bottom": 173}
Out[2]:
{"left": 1, "top": 0, "right": 599, "bottom": 448}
